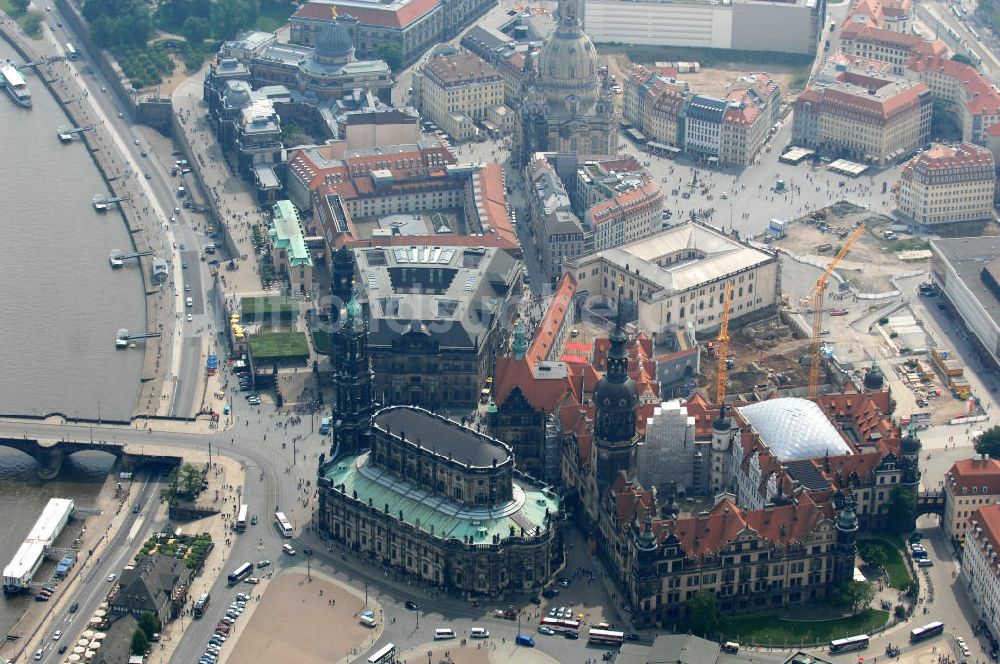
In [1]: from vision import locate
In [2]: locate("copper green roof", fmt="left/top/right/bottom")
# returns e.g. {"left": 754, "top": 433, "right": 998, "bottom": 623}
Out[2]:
{"left": 269, "top": 200, "right": 313, "bottom": 268}
{"left": 323, "top": 454, "right": 559, "bottom": 544}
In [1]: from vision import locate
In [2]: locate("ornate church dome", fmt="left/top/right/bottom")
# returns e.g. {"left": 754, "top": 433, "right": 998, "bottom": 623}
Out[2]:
{"left": 315, "top": 20, "right": 354, "bottom": 64}
{"left": 538, "top": 0, "right": 599, "bottom": 112}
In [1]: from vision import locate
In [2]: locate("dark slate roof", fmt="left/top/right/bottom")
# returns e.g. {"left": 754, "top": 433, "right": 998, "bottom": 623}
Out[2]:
{"left": 92, "top": 615, "right": 138, "bottom": 664}
{"left": 686, "top": 94, "right": 728, "bottom": 123}
{"left": 785, "top": 459, "right": 833, "bottom": 492}
{"left": 374, "top": 406, "right": 512, "bottom": 467}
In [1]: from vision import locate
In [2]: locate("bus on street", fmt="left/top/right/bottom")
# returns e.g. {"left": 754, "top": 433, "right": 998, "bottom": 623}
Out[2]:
{"left": 236, "top": 504, "right": 248, "bottom": 532}
{"left": 910, "top": 622, "right": 944, "bottom": 643}
{"left": 540, "top": 617, "right": 580, "bottom": 634}
{"left": 830, "top": 634, "right": 869, "bottom": 654}
{"left": 193, "top": 593, "right": 210, "bottom": 618}
{"left": 367, "top": 642, "right": 395, "bottom": 664}
{"left": 227, "top": 562, "right": 253, "bottom": 586}
{"left": 275, "top": 511, "right": 293, "bottom": 538}
{"left": 587, "top": 629, "right": 625, "bottom": 646}
{"left": 65, "top": 43, "right": 78, "bottom": 60}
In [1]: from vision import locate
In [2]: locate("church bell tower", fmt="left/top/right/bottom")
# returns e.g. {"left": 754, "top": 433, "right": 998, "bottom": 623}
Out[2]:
{"left": 329, "top": 283, "right": 375, "bottom": 457}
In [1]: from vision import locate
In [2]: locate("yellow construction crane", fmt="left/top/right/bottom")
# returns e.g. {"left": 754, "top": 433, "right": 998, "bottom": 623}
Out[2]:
{"left": 807, "top": 223, "right": 865, "bottom": 397}
{"left": 715, "top": 281, "right": 734, "bottom": 405}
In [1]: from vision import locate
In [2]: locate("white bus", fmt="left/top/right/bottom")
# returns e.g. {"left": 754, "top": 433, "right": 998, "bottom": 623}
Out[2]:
{"left": 587, "top": 629, "right": 625, "bottom": 646}
{"left": 65, "top": 42, "right": 78, "bottom": 60}
{"left": 830, "top": 634, "right": 869, "bottom": 654}
{"left": 236, "top": 504, "right": 248, "bottom": 532}
{"left": 367, "top": 643, "right": 395, "bottom": 664}
{"left": 274, "top": 511, "right": 293, "bottom": 538}
{"left": 910, "top": 621, "right": 944, "bottom": 643}
{"left": 227, "top": 562, "right": 253, "bottom": 586}
{"left": 434, "top": 628, "right": 456, "bottom": 640}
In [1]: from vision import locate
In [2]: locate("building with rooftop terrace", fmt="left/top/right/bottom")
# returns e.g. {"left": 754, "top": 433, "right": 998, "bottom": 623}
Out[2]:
{"left": 317, "top": 403, "right": 563, "bottom": 595}
{"left": 352, "top": 243, "right": 522, "bottom": 408}
{"left": 564, "top": 222, "right": 779, "bottom": 336}
{"left": 269, "top": 200, "right": 314, "bottom": 292}
{"left": 930, "top": 236, "right": 1000, "bottom": 374}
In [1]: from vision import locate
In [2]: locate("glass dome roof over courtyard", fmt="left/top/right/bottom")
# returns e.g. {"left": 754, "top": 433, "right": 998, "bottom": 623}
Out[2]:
{"left": 737, "top": 398, "right": 853, "bottom": 460}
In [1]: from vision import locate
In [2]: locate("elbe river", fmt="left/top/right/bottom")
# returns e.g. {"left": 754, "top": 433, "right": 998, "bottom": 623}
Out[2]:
{"left": 0, "top": 36, "right": 143, "bottom": 634}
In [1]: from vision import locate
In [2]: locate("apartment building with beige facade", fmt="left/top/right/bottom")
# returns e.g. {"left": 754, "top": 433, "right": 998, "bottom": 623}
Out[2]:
{"left": 897, "top": 143, "right": 995, "bottom": 226}
{"left": 564, "top": 222, "right": 779, "bottom": 335}
{"left": 945, "top": 456, "right": 1000, "bottom": 545}
{"left": 412, "top": 49, "right": 504, "bottom": 141}
{"left": 792, "top": 57, "right": 931, "bottom": 166}
{"left": 964, "top": 505, "right": 1000, "bottom": 642}
{"left": 906, "top": 54, "right": 1000, "bottom": 144}
{"left": 839, "top": 22, "right": 945, "bottom": 75}
{"left": 623, "top": 65, "right": 688, "bottom": 148}
{"left": 720, "top": 73, "right": 782, "bottom": 166}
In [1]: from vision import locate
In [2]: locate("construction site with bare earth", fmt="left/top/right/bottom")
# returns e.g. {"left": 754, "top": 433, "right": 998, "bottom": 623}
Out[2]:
{"left": 692, "top": 200, "right": 985, "bottom": 427}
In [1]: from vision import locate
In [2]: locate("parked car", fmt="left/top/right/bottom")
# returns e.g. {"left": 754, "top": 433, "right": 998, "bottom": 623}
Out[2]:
{"left": 538, "top": 626, "right": 556, "bottom": 635}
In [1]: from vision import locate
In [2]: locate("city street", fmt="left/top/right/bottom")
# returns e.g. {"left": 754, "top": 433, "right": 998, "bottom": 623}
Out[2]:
{"left": 35, "top": 473, "right": 164, "bottom": 664}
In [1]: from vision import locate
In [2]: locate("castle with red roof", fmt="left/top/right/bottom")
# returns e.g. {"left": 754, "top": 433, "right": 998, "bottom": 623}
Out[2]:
{"left": 489, "top": 284, "right": 921, "bottom": 626}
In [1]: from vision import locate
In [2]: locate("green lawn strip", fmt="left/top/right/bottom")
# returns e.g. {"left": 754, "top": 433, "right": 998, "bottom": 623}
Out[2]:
{"left": 248, "top": 331, "right": 309, "bottom": 361}
{"left": 719, "top": 609, "right": 889, "bottom": 645}
{"left": 310, "top": 325, "right": 331, "bottom": 355}
{"left": 859, "top": 536, "right": 910, "bottom": 590}
{"left": 241, "top": 295, "right": 297, "bottom": 320}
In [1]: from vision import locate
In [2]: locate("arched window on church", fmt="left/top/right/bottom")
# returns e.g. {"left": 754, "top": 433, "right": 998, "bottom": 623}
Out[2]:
{"left": 570, "top": 137, "right": 578, "bottom": 151}
{"left": 569, "top": 67, "right": 575, "bottom": 78}
{"left": 591, "top": 136, "right": 600, "bottom": 152}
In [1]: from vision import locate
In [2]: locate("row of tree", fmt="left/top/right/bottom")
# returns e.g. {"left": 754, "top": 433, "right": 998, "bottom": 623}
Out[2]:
{"left": 156, "top": 0, "right": 262, "bottom": 44}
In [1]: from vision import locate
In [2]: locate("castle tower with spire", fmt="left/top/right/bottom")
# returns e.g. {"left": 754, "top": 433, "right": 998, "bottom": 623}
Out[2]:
{"left": 833, "top": 492, "right": 860, "bottom": 586}
{"left": 329, "top": 283, "right": 375, "bottom": 457}
{"left": 593, "top": 285, "right": 640, "bottom": 490}
{"left": 899, "top": 419, "right": 922, "bottom": 489}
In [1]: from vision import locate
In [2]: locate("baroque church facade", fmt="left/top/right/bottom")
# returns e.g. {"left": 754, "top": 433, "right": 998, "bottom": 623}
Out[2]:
{"left": 517, "top": 0, "right": 618, "bottom": 161}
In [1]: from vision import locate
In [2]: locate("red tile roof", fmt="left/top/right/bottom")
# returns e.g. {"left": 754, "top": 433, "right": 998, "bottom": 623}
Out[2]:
{"left": 969, "top": 504, "right": 1000, "bottom": 557}
{"left": 668, "top": 494, "right": 832, "bottom": 558}
{"left": 796, "top": 80, "right": 929, "bottom": 121}
{"left": 589, "top": 180, "right": 663, "bottom": 226}
{"left": 948, "top": 458, "right": 1000, "bottom": 495}
{"left": 293, "top": 0, "right": 439, "bottom": 29}
{"left": 492, "top": 356, "right": 576, "bottom": 411}
{"left": 526, "top": 273, "right": 577, "bottom": 365}
{"left": 906, "top": 54, "right": 1000, "bottom": 115}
